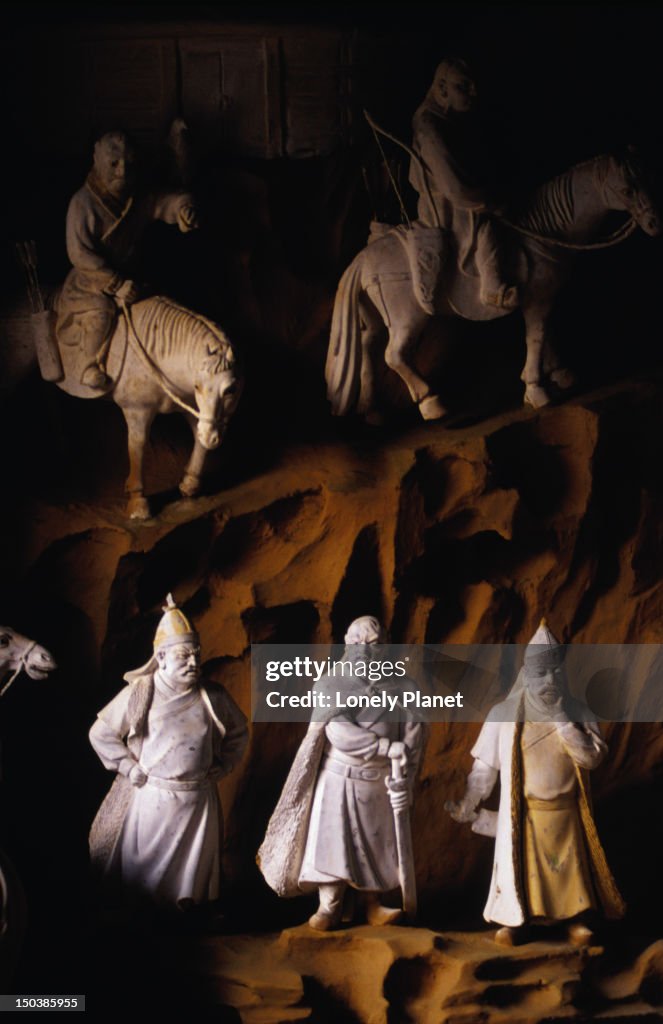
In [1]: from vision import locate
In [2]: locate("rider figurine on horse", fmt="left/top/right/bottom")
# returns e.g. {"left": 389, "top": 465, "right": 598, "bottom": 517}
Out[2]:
{"left": 57, "top": 130, "right": 198, "bottom": 392}
{"left": 409, "top": 58, "right": 519, "bottom": 313}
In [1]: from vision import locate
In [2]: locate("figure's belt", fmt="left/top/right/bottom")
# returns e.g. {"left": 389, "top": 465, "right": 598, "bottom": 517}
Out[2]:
{"left": 525, "top": 793, "right": 576, "bottom": 811}
{"left": 321, "top": 755, "right": 388, "bottom": 782}
{"left": 145, "top": 775, "right": 210, "bottom": 792}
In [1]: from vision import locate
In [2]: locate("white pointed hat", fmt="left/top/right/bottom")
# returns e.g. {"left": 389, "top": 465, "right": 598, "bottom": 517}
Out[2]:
{"left": 524, "top": 617, "right": 564, "bottom": 668}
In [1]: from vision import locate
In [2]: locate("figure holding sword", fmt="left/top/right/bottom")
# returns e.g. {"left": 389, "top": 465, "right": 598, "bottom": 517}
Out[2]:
{"left": 258, "top": 616, "right": 427, "bottom": 930}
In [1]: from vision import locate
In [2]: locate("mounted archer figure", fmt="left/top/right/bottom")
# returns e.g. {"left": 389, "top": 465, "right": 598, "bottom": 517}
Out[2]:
{"left": 409, "top": 57, "right": 518, "bottom": 313}
{"left": 326, "top": 61, "right": 661, "bottom": 422}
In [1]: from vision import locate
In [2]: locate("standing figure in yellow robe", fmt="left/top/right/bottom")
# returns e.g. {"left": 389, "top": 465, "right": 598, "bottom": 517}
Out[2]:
{"left": 446, "top": 621, "right": 625, "bottom": 946}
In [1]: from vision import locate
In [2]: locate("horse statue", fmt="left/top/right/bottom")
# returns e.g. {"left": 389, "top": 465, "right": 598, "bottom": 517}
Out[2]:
{"left": 0, "top": 627, "right": 56, "bottom": 989}
{"left": 4, "top": 294, "right": 242, "bottom": 520}
{"left": 326, "top": 153, "right": 661, "bottom": 420}
{"left": 0, "top": 626, "right": 56, "bottom": 691}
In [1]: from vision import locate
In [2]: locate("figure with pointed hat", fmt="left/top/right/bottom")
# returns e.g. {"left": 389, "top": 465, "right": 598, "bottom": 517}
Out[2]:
{"left": 446, "top": 619, "right": 625, "bottom": 946}
{"left": 88, "top": 595, "right": 248, "bottom": 909}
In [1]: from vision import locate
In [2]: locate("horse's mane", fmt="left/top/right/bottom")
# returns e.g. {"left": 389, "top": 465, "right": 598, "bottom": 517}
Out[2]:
{"left": 514, "top": 155, "right": 612, "bottom": 236}
{"left": 132, "top": 296, "right": 234, "bottom": 373}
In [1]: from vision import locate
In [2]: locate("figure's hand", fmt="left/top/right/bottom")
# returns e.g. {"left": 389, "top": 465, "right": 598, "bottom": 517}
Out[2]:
{"left": 386, "top": 776, "right": 409, "bottom": 811}
{"left": 388, "top": 741, "right": 408, "bottom": 769}
{"left": 129, "top": 764, "right": 148, "bottom": 787}
{"left": 115, "top": 279, "right": 140, "bottom": 305}
{"left": 445, "top": 795, "right": 478, "bottom": 824}
{"left": 176, "top": 199, "right": 198, "bottom": 233}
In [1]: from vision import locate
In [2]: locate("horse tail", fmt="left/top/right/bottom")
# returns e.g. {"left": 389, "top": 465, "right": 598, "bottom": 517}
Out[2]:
{"left": 325, "top": 253, "right": 365, "bottom": 416}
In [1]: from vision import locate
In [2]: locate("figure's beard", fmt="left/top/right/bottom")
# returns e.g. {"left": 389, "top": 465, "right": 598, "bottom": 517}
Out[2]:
{"left": 525, "top": 686, "right": 562, "bottom": 719}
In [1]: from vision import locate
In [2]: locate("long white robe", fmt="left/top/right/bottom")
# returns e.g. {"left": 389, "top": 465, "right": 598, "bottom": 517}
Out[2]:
{"left": 298, "top": 716, "right": 421, "bottom": 892}
{"left": 258, "top": 678, "right": 427, "bottom": 898}
{"left": 89, "top": 674, "right": 248, "bottom": 906}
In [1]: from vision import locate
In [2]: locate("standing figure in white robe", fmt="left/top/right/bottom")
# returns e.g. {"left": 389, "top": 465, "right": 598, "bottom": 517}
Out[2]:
{"left": 258, "top": 616, "right": 427, "bottom": 931}
{"left": 446, "top": 620, "right": 625, "bottom": 946}
{"left": 89, "top": 595, "right": 248, "bottom": 908}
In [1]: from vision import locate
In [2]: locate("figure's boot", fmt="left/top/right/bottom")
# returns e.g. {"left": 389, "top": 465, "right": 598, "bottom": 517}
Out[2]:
{"left": 567, "top": 921, "right": 594, "bottom": 947}
{"left": 308, "top": 882, "right": 345, "bottom": 931}
{"left": 494, "top": 925, "right": 528, "bottom": 946}
{"left": 80, "top": 313, "right": 113, "bottom": 391}
{"left": 476, "top": 221, "right": 519, "bottom": 311}
{"left": 364, "top": 892, "right": 403, "bottom": 927}
{"left": 565, "top": 917, "right": 598, "bottom": 946}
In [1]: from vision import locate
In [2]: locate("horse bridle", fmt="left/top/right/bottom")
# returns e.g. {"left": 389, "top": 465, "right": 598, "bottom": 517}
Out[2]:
{"left": 121, "top": 301, "right": 233, "bottom": 432}
{"left": 0, "top": 640, "right": 36, "bottom": 698}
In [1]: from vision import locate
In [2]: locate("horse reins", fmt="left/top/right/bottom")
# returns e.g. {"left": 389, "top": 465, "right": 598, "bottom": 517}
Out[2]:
{"left": 491, "top": 157, "right": 639, "bottom": 251}
{"left": 120, "top": 300, "right": 201, "bottom": 419}
{"left": 0, "top": 641, "right": 36, "bottom": 698}
{"left": 498, "top": 212, "right": 637, "bottom": 251}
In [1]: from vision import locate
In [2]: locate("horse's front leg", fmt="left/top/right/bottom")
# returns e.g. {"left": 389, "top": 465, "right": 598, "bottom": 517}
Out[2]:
{"left": 121, "top": 405, "right": 156, "bottom": 519}
{"left": 180, "top": 413, "right": 207, "bottom": 498}
{"left": 385, "top": 322, "right": 447, "bottom": 420}
{"left": 521, "top": 302, "right": 555, "bottom": 409}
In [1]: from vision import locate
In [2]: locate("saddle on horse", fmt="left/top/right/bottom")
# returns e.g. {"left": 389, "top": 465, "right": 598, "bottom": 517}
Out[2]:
{"left": 368, "top": 219, "right": 525, "bottom": 322}
{"left": 368, "top": 220, "right": 448, "bottom": 316}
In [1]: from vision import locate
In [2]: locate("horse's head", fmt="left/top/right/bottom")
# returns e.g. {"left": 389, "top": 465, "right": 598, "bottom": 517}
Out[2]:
{"left": 605, "top": 151, "right": 661, "bottom": 236}
{"left": 194, "top": 344, "right": 242, "bottom": 451}
{"left": 0, "top": 627, "right": 56, "bottom": 685}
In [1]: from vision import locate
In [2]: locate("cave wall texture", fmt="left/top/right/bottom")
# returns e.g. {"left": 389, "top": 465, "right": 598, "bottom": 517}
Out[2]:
{"left": 2, "top": 3, "right": 663, "bottom": 1018}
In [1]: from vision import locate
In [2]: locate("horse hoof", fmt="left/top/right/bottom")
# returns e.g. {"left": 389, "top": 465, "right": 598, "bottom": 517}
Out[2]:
{"left": 419, "top": 394, "right": 447, "bottom": 421}
{"left": 549, "top": 368, "right": 577, "bottom": 391}
{"left": 523, "top": 384, "right": 552, "bottom": 409}
{"left": 179, "top": 475, "right": 201, "bottom": 498}
{"left": 127, "top": 496, "right": 151, "bottom": 520}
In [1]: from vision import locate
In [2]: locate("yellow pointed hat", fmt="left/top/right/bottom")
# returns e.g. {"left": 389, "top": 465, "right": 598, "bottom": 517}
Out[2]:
{"left": 153, "top": 593, "right": 198, "bottom": 652}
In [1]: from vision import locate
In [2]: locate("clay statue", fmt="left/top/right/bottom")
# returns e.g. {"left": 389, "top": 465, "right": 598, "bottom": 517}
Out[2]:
{"left": 327, "top": 63, "right": 660, "bottom": 420}
{"left": 258, "top": 616, "right": 427, "bottom": 930}
{"left": 57, "top": 130, "right": 198, "bottom": 392}
{"left": 446, "top": 620, "right": 625, "bottom": 946}
{"left": 409, "top": 57, "right": 518, "bottom": 313}
{"left": 0, "top": 626, "right": 56, "bottom": 988}
{"left": 15, "top": 130, "right": 242, "bottom": 520}
{"left": 88, "top": 595, "right": 248, "bottom": 909}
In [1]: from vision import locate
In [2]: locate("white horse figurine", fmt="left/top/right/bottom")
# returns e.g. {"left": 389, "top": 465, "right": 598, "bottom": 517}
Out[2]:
{"left": 326, "top": 152, "right": 661, "bottom": 420}
{"left": 3, "top": 295, "right": 242, "bottom": 520}
{"left": 0, "top": 627, "right": 56, "bottom": 989}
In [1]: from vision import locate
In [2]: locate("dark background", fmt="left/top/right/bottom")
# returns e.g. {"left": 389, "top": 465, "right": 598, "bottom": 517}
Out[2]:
{"left": 1, "top": 3, "right": 663, "bottom": 1014}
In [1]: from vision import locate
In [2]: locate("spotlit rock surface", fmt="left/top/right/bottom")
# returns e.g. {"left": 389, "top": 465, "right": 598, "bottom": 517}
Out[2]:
{"left": 13, "top": 379, "right": 663, "bottom": 939}
{"left": 188, "top": 926, "right": 663, "bottom": 1023}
